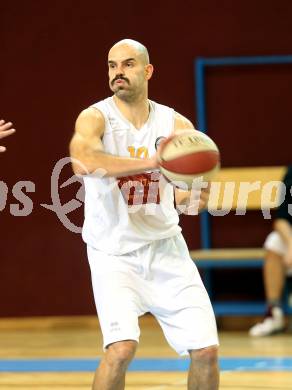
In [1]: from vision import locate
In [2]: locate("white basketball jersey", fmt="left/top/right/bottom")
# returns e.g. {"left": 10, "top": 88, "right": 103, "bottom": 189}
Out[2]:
{"left": 82, "top": 96, "right": 181, "bottom": 255}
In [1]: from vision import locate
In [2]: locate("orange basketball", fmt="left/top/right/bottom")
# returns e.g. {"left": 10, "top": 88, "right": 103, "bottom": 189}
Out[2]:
{"left": 158, "top": 129, "right": 220, "bottom": 189}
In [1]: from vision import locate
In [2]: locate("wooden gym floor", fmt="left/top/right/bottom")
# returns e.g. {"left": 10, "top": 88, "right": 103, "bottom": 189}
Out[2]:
{"left": 0, "top": 315, "right": 292, "bottom": 389}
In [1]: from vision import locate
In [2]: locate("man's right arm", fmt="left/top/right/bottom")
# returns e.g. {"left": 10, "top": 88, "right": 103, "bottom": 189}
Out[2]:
{"left": 69, "top": 107, "right": 158, "bottom": 177}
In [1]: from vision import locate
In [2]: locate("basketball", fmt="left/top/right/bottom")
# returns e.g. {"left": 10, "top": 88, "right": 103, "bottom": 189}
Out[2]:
{"left": 158, "top": 129, "right": 220, "bottom": 189}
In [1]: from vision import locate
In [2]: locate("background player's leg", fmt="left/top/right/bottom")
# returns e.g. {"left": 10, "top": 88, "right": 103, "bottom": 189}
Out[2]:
{"left": 93, "top": 340, "right": 137, "bottom": 390}
{"left": 249, "top": 250, "right": 285, "bottom": 336}
{"left": 188, "top": 346, "right": 219, "bottom": 390}
{"left": 264, "top": 250, "right": 285, "bottom": 304}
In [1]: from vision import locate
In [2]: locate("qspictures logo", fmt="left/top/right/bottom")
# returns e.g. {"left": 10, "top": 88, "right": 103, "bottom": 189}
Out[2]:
{"left": 0, "top": 157, "right": 291, "bottom": 233}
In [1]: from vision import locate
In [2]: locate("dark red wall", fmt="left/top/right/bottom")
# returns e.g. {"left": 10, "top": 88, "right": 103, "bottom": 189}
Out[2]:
{"left": 1, "top": 1, "right": 292, "bottom": 316}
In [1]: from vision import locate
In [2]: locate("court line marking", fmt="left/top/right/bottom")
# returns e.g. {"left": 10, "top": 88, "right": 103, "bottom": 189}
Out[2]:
{"left": 146, "top": 378, "right": 187, "bottom": 390}
{"left": 0, "top": 357, "right": 292, "bottom": 372}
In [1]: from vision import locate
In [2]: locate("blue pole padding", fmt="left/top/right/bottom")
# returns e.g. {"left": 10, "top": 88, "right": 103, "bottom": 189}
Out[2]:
{"left": 200, "top": 211, "right": 211, "bottom": 249}
{"left": 194, "top": 58, "right": 211, "bottom": 248}
{"left": 199, "top": 55, "right": 292, "bottom": 67}
{"left": 194, "top": 58, "right": 207, "bottom": 133}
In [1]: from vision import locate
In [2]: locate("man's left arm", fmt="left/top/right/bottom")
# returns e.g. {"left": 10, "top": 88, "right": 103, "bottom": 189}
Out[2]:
{"left": 172, "top": 112, "right": 210, "bottom": 214}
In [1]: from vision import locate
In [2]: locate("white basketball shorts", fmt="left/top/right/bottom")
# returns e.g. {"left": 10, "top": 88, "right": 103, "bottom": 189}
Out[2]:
{"left": 264, "top": 231, "right": 288, "bottom": 256}
{"left": 87, "top": 233, "right": 219, "bottom": 356}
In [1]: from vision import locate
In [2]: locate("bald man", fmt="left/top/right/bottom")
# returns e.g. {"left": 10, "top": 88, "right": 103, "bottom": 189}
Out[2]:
{"left": 0, "top": 119, "right": 15, "bottom": 152}
{"left": 70, "top": 39, "right": 219, "bottom": 390}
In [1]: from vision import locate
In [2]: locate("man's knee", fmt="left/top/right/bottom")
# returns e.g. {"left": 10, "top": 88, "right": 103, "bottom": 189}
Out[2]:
{"left": 105, "top": 340, "right": 137, "bottom": 369}
{"left": 189, "top": 345, "right": 218, "bottom": 366}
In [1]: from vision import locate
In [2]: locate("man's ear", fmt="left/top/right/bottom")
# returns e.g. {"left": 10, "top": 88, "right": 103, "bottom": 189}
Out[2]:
{"left": 145, "top": 64, "right": 154, "bottom": 80}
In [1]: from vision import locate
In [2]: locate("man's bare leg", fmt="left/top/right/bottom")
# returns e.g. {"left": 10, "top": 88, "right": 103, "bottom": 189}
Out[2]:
{"left": 92, "top": 340, "right": 137, "bottom": 390}
{"left": 188, "top": 345, "right": 219, "bottom": 390}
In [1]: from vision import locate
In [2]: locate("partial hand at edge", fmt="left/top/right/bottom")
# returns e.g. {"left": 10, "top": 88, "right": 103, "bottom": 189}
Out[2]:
{"left": 0, "top": 119, "right": 16, "bottom": 152}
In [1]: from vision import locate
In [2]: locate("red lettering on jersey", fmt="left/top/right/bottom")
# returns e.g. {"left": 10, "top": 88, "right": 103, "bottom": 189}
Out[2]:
{"left": 118, "top": 172, "right": 161, "bottom": 206}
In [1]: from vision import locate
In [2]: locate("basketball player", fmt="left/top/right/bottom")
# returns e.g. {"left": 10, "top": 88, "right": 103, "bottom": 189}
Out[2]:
{"left": 249, "top": 166, "right": 292, "bottom": 336}
{"left": 70, "top": 39, "right": 219, "bottom": 390}
{"left": 0, "top": 119, "right": 15, "bottom": 152}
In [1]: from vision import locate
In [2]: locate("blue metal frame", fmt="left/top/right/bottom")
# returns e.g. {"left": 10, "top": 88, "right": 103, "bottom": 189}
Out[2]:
{"left": 194, "top": 259, "right": 263, "bottom": 268}
{"left": 194, "top": 55, "right": 292, "bottom": 315}
{"left": 194, "top": 55, "right": 292, "bottom": 249}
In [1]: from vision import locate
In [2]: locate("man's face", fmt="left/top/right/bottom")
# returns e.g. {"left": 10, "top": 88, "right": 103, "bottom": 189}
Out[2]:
{"left": 108, "top": 44, "right": 152, "bottom": 102}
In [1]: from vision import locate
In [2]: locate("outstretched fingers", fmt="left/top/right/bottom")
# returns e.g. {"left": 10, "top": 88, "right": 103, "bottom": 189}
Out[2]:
{"left": 0, "top": 119, "right": 16, "bottom": 152}
{"left": 0, "top": 120, "right": 16, "bottom": 139}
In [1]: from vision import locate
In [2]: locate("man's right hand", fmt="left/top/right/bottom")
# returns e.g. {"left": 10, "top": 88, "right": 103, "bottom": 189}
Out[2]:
{"left": 0, "top": 119, "right": 16, "bottom": 152}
